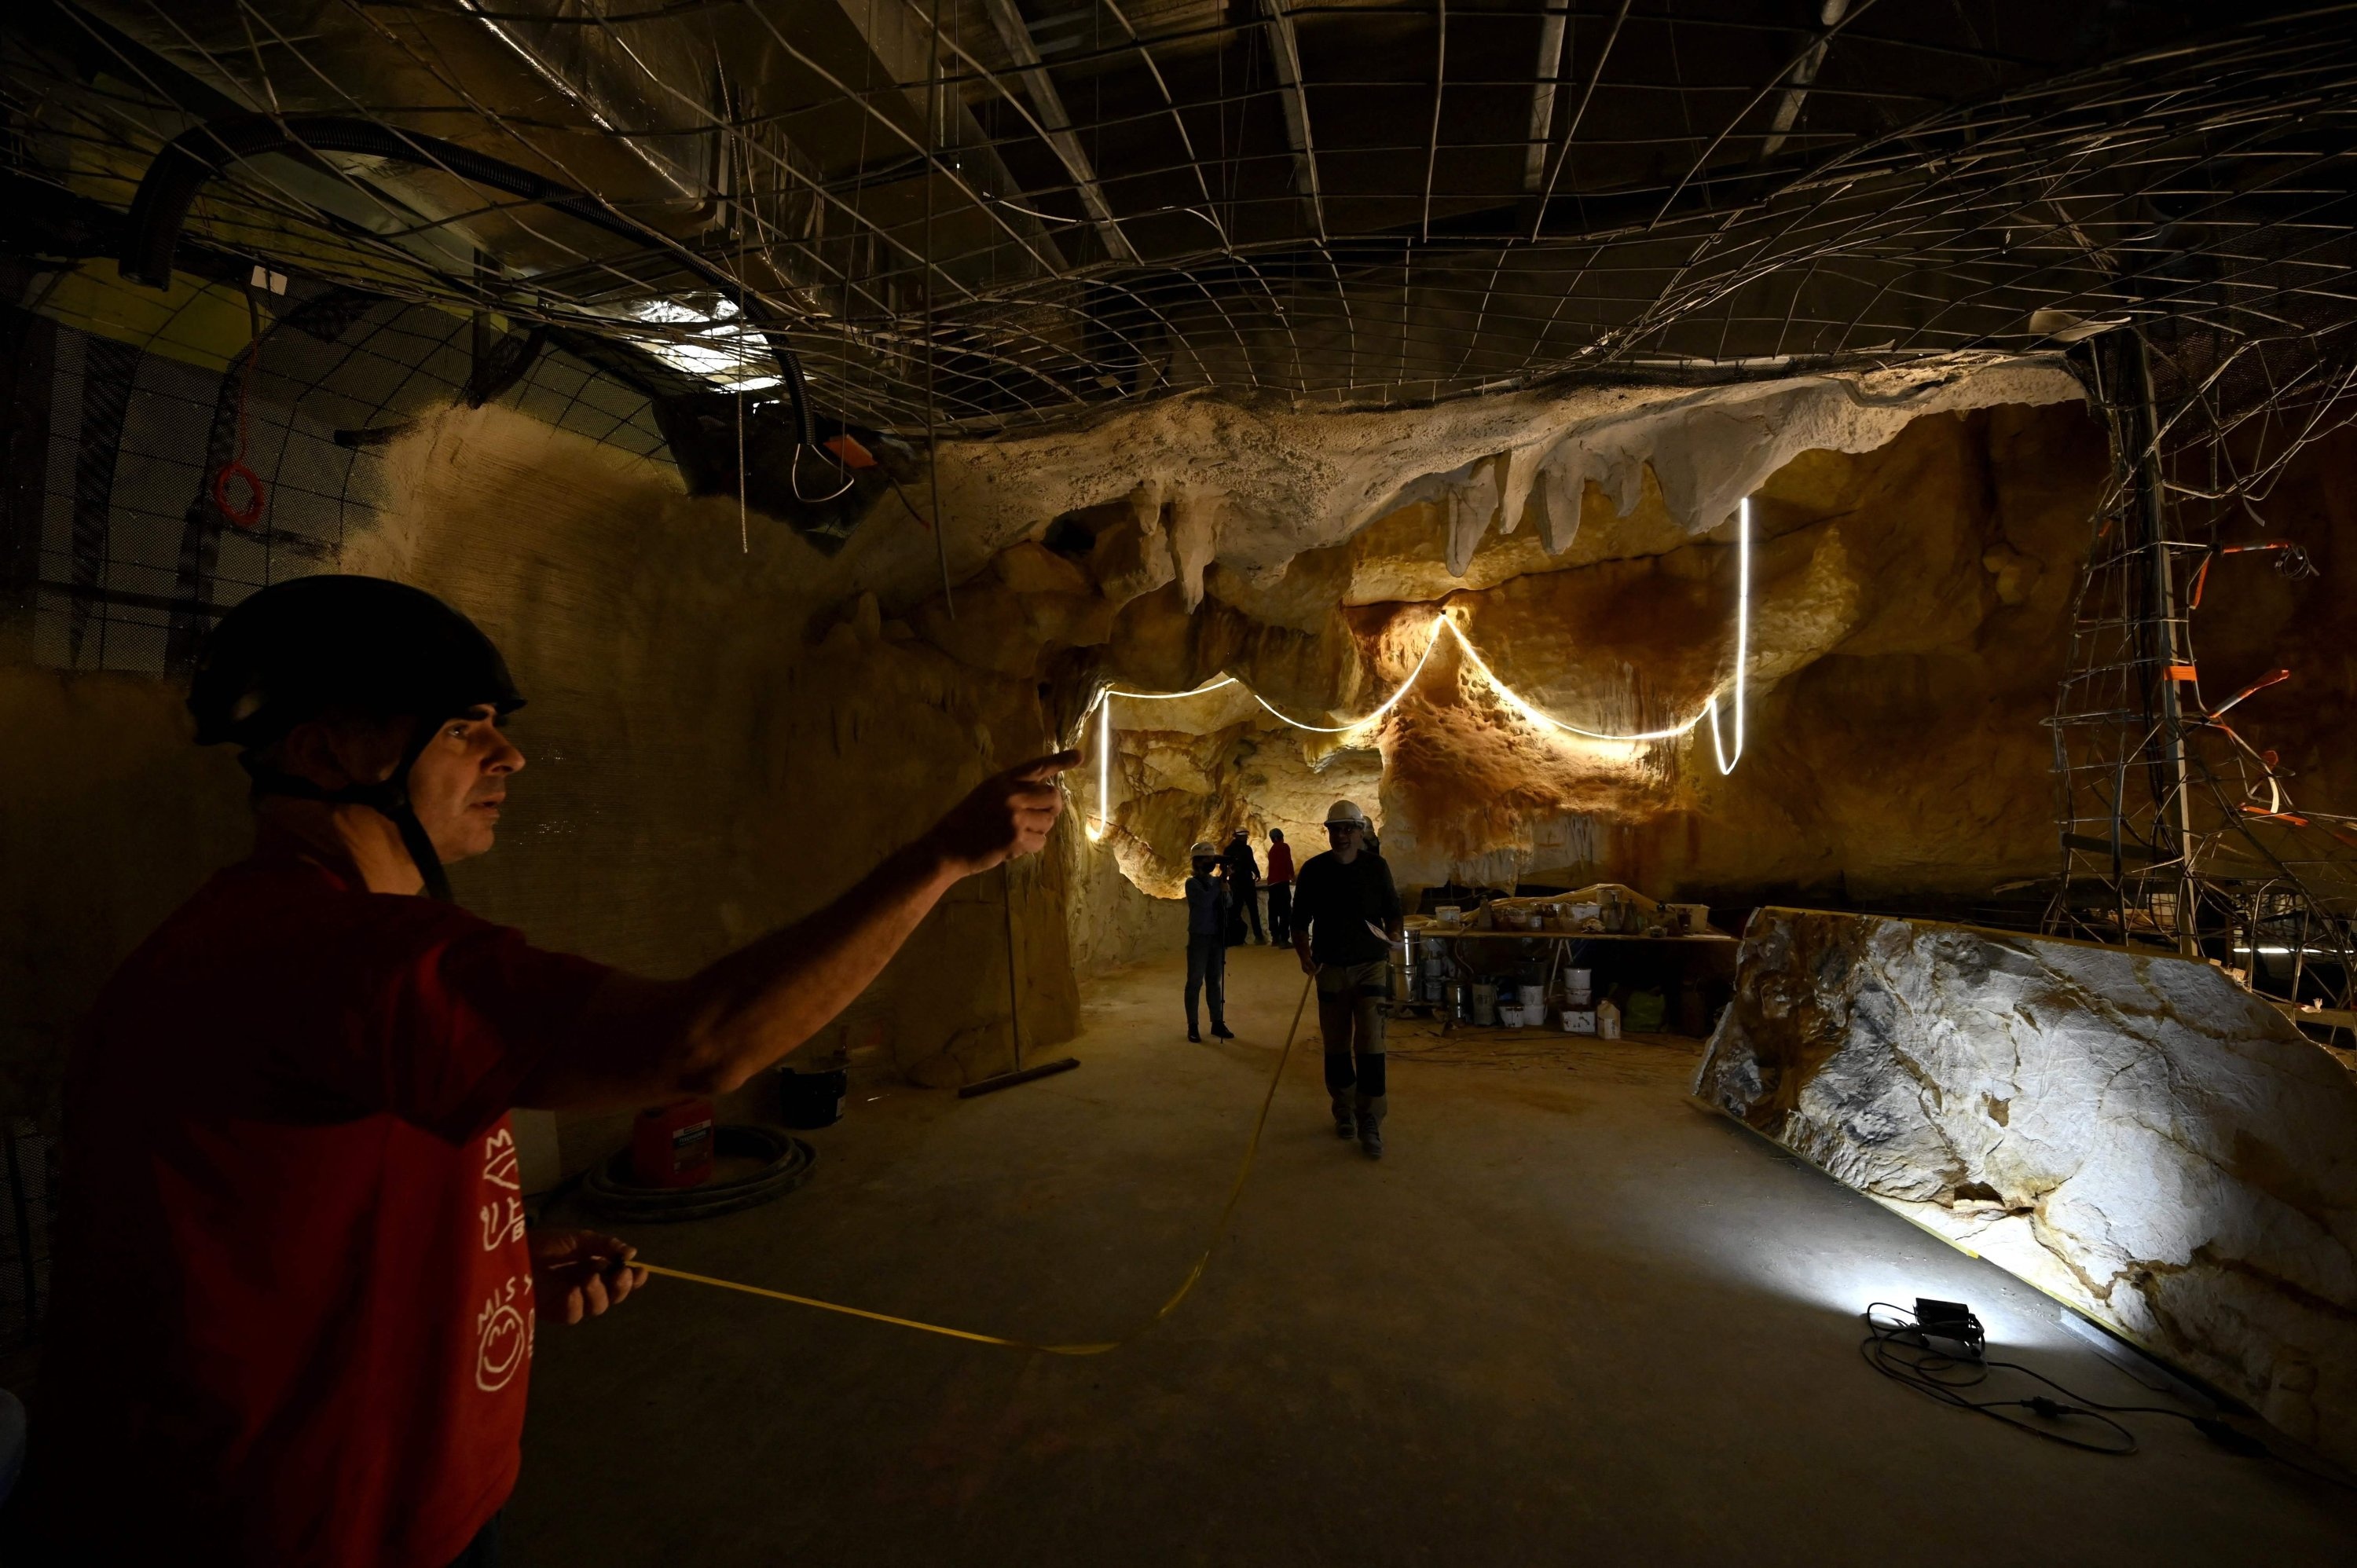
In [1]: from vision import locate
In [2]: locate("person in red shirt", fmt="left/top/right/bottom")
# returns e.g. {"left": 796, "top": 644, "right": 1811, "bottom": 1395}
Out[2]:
{"left": 13, "top": 576, "right": 1073, "bottom": 1567}
{"left": 1264, "top": 828, "right": 1297, "bottom": 946}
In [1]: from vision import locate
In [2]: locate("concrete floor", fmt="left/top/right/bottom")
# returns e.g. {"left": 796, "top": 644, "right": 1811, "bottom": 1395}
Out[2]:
{"left": 516, "top": 946, "right": 2357, "bottom": 1566}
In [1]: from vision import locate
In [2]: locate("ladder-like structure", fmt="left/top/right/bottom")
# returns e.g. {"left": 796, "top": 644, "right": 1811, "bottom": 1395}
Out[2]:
{"left": 2046, "top": 330, "right": 2357, "bottom": 1042}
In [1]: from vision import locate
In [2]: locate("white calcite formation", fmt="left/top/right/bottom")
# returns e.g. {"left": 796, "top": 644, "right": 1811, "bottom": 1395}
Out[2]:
{"left": 1694, "top": 909, "right": 2357, "bottom": 1467}
{"left": 839, "top": 351, "right": 2084, "bottom": 610}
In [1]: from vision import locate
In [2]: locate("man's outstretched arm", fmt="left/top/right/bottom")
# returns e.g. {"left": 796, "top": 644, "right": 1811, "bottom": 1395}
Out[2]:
{"left": 517, "top": 751, "right": 1077, "bottom": 1111}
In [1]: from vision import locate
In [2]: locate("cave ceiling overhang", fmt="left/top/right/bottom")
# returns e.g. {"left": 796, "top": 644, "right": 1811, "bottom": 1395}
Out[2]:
{"left": 840, "top": 348, "right": 2087, "bottom": 610}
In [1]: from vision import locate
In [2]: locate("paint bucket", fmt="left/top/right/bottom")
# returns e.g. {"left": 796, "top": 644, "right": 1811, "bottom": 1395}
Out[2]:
{"left": 776, "top": 1067, "right": 848, "bottom": 1130}
{"left": 1472, "top": 984, "right": 1498, "bottom": 1027}
{"left": 1518, "top": 984, "right": 1546, "bottom": 1009}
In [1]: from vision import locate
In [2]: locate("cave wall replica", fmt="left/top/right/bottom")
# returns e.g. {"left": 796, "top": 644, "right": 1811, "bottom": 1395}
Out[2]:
{"left": 5, "top": 339, "right": 2106, "bottom": 1138}
{"left": 11, "top": 302, "right": 2357, "bottom": 1200}
{"left": 1694, "top": 908, "right": 2357, "bottom": 1469}
{"left": 1072, "top": 382, "right": 2111, "bottom": 900}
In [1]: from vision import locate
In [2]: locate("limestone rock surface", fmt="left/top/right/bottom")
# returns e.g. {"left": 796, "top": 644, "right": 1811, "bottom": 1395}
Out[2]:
{"left": 831, "top": 354, "right": 2084, "bottom": 610}
{"left": 1695, "top": 908, "right": 2357, "bottom": 1465}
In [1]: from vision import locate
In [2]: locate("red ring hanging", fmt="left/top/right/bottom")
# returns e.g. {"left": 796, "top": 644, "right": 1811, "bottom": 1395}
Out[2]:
{"left": 211, "top": 460, "right": 267, "bottom": 529}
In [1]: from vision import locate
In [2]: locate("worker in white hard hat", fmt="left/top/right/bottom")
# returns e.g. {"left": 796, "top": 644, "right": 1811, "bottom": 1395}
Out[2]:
{"left": 1288, "top": 799, "right": 1403, "bottom": 1156}
{"left": 1182, "top": 841, "right": 1235, "bottom": 1042}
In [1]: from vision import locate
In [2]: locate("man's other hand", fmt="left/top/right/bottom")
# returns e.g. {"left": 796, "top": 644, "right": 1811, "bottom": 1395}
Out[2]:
{"left": 926, "top": 750, "right": 1078, "bottom": 877}
{"left": 1296, "top": 944, "right": 1317, "bottom": 977}
{"left": 530, "top": 1228, "right": 647, "bottom": 1324}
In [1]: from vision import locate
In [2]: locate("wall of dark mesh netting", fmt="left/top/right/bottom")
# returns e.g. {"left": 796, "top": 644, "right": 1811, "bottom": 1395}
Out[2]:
{"left": 0, "top": 1123, "right": 53, "bottom": 1350}
{"left": 0, "top": 287, "right": 673, "bottom": 676}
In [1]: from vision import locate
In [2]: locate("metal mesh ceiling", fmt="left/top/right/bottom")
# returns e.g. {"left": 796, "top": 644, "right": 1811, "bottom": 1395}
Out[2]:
{"left": 5, "top": 1, "right": 2353, "bottom": 435}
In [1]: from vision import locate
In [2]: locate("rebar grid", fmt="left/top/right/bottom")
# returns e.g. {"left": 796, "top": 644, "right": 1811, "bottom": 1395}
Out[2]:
{"left": 12, "top": 4, "right": 2357, "bottom": 1022}
{"left": 2, "top": 4, "right": 2351, "bottom": 435}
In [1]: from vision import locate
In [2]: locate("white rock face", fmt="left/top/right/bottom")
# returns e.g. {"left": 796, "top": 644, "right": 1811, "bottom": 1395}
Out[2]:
{"left": 835, "top": 352, "right": 2084, "bottom": 610}
{"left": 1694, "top": 908, "right": 2357, "bottom": 1466}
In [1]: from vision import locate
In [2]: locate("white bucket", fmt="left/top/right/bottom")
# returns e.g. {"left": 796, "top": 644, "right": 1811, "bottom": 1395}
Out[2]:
{"left": 1499, "top": 1004, "right": 1527, "bottom": 1028}
{"left": 1518, "top": 984, "right": 1545, "bottom": 1008}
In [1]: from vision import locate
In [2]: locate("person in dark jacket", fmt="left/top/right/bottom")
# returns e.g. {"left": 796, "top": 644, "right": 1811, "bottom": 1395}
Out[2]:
{"left": 1221, "top": 828, "right": 1264, "bottom": 944}
{"left": 1183, "top": 842, "right": 1235, "bottom": 1042}
{"left": 1290, "top": 800, "right": 1402, "bottom": 1157}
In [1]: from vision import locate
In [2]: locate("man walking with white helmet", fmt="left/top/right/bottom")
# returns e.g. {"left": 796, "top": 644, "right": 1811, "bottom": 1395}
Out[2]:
{"left": 1289, "top": 800, "right": 1402, "bottom": 1157}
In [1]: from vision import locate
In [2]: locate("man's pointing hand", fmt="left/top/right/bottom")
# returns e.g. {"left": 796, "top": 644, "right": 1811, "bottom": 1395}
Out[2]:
{"left": 925, "top": 750, "right": 1080, "bottom": 877}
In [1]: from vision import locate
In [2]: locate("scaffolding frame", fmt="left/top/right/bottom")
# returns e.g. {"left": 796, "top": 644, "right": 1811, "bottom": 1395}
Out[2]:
{"left": 2046, "top": 325, "right": 2357, "bottom": 1042}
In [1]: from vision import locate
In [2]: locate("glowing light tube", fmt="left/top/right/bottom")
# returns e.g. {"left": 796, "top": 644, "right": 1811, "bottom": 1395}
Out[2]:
{"left": 1444, "top": 620, "right": 1707, "bottom": 742}
{"left": 1094, "top": 694, "right": 1112, "bottom": 839}
{"left": 1708, "top": 496, "right": 1750, "bottom": 775}
{"left": 1082, "top": 491, "right": 1758, "bottom": 824}
{"left": 1248, "top": 616, "right": 1452, "bottom": 734}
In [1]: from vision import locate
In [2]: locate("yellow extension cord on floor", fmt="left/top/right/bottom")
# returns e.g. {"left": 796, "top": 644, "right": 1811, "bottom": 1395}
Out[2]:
{"left": 635, "top": 974, "right": 1314, "bottom": 1356}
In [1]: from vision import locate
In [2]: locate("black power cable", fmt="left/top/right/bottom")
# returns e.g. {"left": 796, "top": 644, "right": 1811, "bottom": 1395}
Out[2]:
{"left": 1863, "top": 1300, "right": 2138, "bottom": 1454}
{"left": 1860, "top": 1300, "right": 2357, "bottom": 1492}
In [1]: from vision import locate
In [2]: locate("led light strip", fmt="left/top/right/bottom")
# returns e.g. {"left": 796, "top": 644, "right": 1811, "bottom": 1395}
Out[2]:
{"left": 1442, "top": 620, "right": 1707, "bottom": 742}
{"left": 1247, "top": 618, "right": 1453, "bottom": 734}
{"left": 1706, "top": 496, "right": 1750, "bottom": 776}
{"left": 1085, "top": 496, "right": 1754, "bottom": 833}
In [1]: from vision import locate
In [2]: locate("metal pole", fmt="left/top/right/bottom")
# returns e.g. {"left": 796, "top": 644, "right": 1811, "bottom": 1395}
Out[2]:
{"left": 1001, "top": 862, "right": 1025, "bottom": 1073}
{"left": 2130, "top": 332, "right": 2200, "bottom": 955}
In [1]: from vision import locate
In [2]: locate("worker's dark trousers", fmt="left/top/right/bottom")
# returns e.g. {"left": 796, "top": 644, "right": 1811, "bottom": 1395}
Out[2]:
{"left": 1186, "top": 933, "right": 1228, "bottom": 1032}
{"left": 1235, "top": 884, "right": 1265, "bottom": 943}
{"left": 1316, "top": 959, "right": 1388, "bottom": 1133}
{"left": 446, "top": 1512, "right": 501, "bottom": 1566}
{"left": 1266, "top": 883, "right": 1292, "bottom": 944}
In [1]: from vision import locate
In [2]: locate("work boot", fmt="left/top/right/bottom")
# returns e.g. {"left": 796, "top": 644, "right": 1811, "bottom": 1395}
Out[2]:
{"left": 1356, "top": 1094, "right": 1386, "bottom": 1160}
{"left": 1187, "top": 1020, "right": 1202, "bottom": 1042}
{"left": 1211, "top": 1022, "right": 1235, "bottom": 1039}
{"left": 1330, "top": 1094, "right": 1355, "bottom": 1139}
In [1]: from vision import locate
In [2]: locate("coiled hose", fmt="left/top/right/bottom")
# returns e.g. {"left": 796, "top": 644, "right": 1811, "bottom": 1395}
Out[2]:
{"left": 581, "top": 1123, "right": 817, "bottom": 1225}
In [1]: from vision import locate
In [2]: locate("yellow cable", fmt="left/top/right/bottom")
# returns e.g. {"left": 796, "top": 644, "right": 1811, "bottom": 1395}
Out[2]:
{"left": 637, "top": 974, "right": 1316, "bottom": 1357}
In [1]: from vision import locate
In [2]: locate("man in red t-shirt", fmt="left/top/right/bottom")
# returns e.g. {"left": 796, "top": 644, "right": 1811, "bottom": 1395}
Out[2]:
{"left": 1265, "top": 828, "right": 1297, "bottom": 946}
{"left": 16, "top": 577, "right": 1073, "bottom": 1566}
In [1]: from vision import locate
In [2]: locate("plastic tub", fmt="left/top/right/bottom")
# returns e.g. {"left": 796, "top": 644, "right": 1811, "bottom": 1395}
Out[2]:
{"left": 777, "top": 1067, "right": 847, "bottom": 1129}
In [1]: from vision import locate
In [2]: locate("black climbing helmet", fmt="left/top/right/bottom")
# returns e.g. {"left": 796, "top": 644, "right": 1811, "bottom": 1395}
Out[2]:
{"left": 189, "top": 574, "right": 525, "bottom": 899}
{"left": 190, "top": 574, "right": 522, "bottom": 747}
